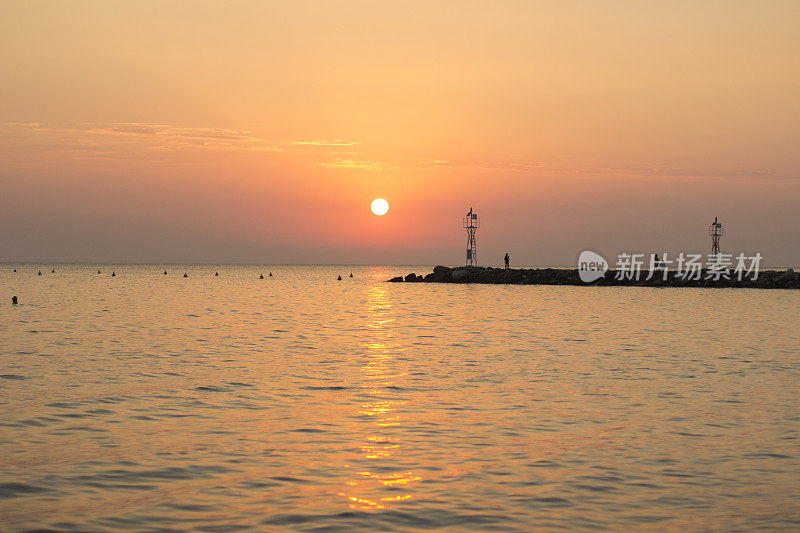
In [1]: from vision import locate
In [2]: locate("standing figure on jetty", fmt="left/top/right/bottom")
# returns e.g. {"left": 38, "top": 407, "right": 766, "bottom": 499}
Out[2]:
{"left": 504, "top": 252, "right": 510, "bottom": 270}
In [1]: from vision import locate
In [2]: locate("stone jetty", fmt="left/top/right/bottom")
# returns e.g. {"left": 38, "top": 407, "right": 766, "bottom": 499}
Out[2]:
{"left": 388, "top": 266, "right": 799, "bottom": 289}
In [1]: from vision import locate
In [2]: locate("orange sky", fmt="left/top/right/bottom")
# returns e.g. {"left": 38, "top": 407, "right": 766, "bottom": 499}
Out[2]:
{"left": 1, "top": 1, "right": 799, "bottom": 265}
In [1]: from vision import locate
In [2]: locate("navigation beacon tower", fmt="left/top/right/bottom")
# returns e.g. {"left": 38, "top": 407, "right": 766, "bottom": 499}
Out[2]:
{"left": 463, "top": 207, "right": 480, "bottom": 266}
{"left": 709, "top": 216, "right": 723, "bottom": 255}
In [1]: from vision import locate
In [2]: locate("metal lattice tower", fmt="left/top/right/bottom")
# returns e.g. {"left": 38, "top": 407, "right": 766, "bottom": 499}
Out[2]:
{"left": 709, "top": 217, "right": 723, "bottom": 255}
{"left": 463, "top": 207, "right": 480, "bottom": 266}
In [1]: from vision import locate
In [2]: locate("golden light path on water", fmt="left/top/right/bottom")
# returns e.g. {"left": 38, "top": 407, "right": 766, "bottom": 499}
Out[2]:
{"left": 342, "top": 285, "right": 418, "bottom": 510}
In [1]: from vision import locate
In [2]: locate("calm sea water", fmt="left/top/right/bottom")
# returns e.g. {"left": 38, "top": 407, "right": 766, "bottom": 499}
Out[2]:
{"left": 1, "top": 264, "right": 799, "bottom": 532}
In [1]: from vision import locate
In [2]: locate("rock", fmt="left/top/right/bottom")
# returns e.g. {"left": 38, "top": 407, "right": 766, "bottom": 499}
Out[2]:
{"left": 431, "top": 266, "right": 453, "bottom": 282}
{"left": 389, "top": 276, "right": 404, "bottom": 282}
{"left": 452, "top": 269, "right": 470, "bottom": 283}
{"left": 404, "top": 273, "right": 418, "bottom": 282}
{"left": 477, "top": 269, "right": 495, "bottom": 283}
{"left": 774, "top": 269, "right": 795, "bottom": 287}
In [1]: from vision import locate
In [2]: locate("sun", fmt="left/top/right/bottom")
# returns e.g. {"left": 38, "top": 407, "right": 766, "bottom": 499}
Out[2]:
{"left": 370, "top": 198, "right": 389, "bottom": 216}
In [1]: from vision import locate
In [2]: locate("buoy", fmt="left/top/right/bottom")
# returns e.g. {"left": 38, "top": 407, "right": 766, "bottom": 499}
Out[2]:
{"left": 259, "top": 273, "right": 264, "bottom": 279}
{"left": 183, "top": 273, "right": 188, "bottom": 278}
{"left": 112, "top": 272, "right": 116, "bottom": 277}
{"left": 337, "top": 275, "right": 342, "bottom": 280}
{"left": 164, "top": 270, "right": 167, "bottom": 275}
{"left": 269, "top": 272, "right": 273, "bottom": 277}
{"left": 11, "top": 296, "right": 18, "bottom": 305}
{"left": 38, "top": 271, "right": 42, "bottom": 276}
{"left": 97, "top": 270, "right": 101, "bottom": 274}
{"left": 13, "top": 269, "right": 16, "bottom": 272}
{"left": 51, "top": 269, "right": 55, "bottom": 273}
{"left": 215, "top": 272, "right": 218, "bottom": 276}
{"left": 349, "top": 273, "right": 353, "bottom": 277}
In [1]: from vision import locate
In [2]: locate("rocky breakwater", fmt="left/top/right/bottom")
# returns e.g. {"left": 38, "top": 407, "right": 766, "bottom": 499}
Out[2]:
{"left": 388, "top": 266, "right": 800, "bottom": 289}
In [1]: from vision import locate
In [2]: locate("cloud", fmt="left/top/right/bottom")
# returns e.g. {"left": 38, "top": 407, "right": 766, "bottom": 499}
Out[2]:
{"left": 320, "top": 159, "right": 394, "bottom": 171}
{"left": 439, "top": 158, "right": 799, "bottom": 181}
{"left": 74, "top": 122, "right": 285, "bottom": 152}
{"left": 287, "top": 140, "right": 362, "bottom": 147}
{"left": 318, "top": 157, "right": 449, "bottom": 171}
{"left": 1, "top": 122, "right": 41, "bottom": 128}
{"left": 1, "top": 122, "right": 365, "bottom": 156}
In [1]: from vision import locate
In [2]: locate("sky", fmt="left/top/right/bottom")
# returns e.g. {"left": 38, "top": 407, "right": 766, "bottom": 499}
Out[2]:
{"left": 1, "top": 1, "right": 799, "bottom": 266}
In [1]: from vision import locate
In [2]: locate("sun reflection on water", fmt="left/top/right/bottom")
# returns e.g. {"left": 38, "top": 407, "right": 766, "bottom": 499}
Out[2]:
{"left": 340, "top": 286, "right": 418, "bottom": 511}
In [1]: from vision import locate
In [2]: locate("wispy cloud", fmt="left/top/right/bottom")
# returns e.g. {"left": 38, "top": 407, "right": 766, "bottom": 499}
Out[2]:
{"left": 287, "top": 140, "right": 361, "bottom": 147}
{"left": 75, "top": 122, "right": 285, "bottom": 152}
{"left": 433, "top": 158, "right": 799, "bottom": 182}
{"left": 0, "top": 122, "right": 367, "bottom": 158}
{"left": 319, "top": 157, "right": 448, "bottom": 172}
{"left": 320, "top": 159, "right": 394, "bottom": 171}
{"left": 2, "top": 122, "right": 41, "bottom": 128}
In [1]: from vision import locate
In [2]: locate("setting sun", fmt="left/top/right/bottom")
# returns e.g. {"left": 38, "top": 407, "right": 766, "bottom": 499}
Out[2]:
{"left": 371, "top": 198, "right": 389, "bottom": 216}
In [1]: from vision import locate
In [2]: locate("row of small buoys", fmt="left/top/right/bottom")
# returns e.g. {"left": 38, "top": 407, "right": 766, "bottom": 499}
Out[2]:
{"left": 17, "top": 269, "right": 292, "bottom": 279}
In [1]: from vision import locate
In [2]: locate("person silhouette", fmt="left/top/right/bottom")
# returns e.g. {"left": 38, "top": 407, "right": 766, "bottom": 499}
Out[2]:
{"left": 504, "top": 253, "right": 510, "bottom": 270}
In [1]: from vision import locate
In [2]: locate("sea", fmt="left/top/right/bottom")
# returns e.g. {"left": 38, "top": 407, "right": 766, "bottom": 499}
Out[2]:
{"left": 1, "top": 264, "right": 799, "bottom": 532}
